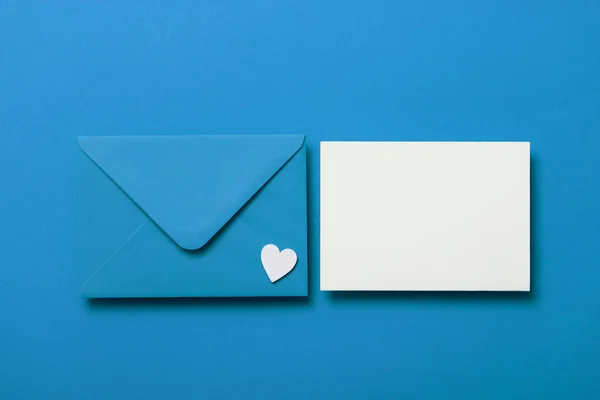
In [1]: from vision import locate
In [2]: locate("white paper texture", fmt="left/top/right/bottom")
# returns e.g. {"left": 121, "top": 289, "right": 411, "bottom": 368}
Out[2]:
{"left": 320, "top": 141, "right": 530, "bottom": 292}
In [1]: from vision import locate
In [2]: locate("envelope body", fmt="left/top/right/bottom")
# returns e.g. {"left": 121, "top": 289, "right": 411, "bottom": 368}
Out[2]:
{"left": 78, "top": 135, "right": 307, "bottom": 298}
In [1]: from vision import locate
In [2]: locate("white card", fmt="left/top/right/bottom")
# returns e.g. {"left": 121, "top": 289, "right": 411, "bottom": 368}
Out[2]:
{"left": 320, "top": 141, "right": 530, "bottom": 292}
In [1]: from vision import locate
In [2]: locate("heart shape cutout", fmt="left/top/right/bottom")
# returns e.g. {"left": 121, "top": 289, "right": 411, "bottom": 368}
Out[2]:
{"left": 261, "top": 244, "right": 297, "bottom": 283}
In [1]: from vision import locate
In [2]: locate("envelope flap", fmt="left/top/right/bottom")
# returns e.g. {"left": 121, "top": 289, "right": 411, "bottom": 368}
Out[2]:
{"left": 78, "top": 134, "right": 305, "bottom": 250}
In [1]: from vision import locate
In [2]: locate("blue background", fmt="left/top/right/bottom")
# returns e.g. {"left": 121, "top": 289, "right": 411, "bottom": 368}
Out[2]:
{"left": 1, "top": 1, "right": 599, "bottom": 399}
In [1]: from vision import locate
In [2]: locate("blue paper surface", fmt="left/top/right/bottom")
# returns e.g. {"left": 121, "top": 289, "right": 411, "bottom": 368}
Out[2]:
{"left": 2, "top": 1, "right": 600, "bottom": 399}
{"left": 78, "top": 135, "right": 307, "bottom": 297}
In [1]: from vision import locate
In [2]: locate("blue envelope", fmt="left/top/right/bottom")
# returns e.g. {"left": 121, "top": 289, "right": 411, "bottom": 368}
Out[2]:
{"left": 77, "top": 134, "right": 308, "bottom": 298}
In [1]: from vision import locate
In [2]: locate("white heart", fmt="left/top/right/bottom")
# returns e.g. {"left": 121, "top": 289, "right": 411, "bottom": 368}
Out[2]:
{"left": 261, "top": 244, "right": 297, "bottom": 283}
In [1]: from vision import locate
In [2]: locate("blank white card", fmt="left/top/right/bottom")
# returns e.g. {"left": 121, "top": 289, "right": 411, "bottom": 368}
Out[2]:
{"left": 320, "top": 142, "right": 530, "bottom": 291}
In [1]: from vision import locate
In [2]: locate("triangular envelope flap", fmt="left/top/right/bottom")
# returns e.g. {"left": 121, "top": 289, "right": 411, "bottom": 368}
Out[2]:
{"left": 79, "top": 134, "right": 305, "bottom": 250}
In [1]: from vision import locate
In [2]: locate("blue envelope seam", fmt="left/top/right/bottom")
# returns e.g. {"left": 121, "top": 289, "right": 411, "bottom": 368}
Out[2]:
{"left": 81, "top": 219, "right": 148, "bottom": 292}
